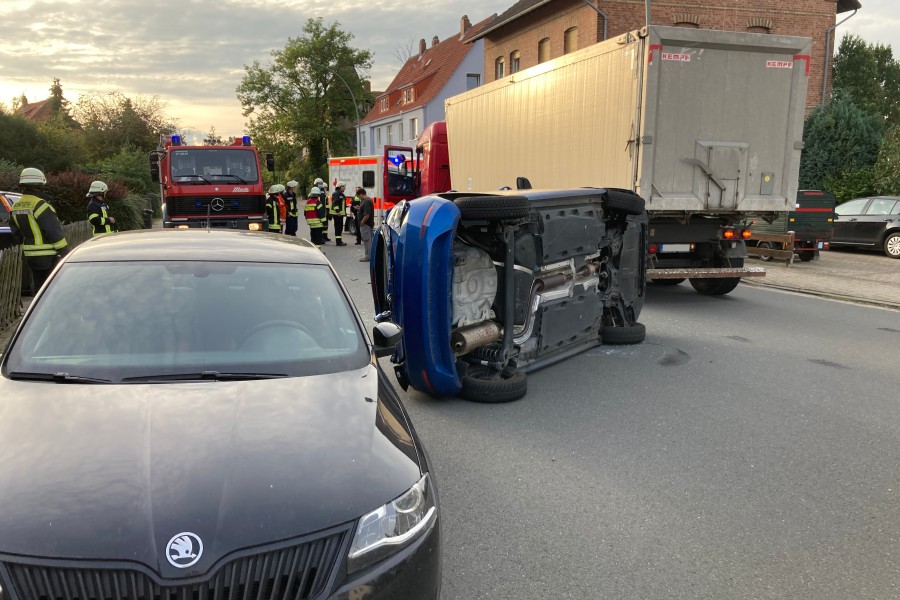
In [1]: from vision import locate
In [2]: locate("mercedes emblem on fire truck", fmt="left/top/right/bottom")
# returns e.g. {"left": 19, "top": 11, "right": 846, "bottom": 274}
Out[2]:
{"left": 210, "top": 198, "right": 225, "bottom": 212}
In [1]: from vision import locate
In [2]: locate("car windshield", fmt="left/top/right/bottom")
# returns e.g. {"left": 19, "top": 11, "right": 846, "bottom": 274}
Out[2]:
{"left": 170, "top": 148, "right": 259, "bottom": 184}
{"left": 4, "top": 261, "right": 369, "bottom": 381}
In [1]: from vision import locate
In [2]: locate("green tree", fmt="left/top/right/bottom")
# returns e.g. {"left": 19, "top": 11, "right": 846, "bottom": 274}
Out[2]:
{"left": 236, "top": 18, "right": 372, "bottom": 178}
{"left": 92, "top": 147, "right": 156, "bottom": 195}
{"left": 832, "top": 34, "right": 900, "bottom": 127}
{"left": 0, "top": 113, "right": 61, "bottom": 172}
{"left": 799, "top": 92, "right": 883, "bottom": 197}
{"left": 46, "top": 78, "right": 79, "bottom": 128}
{"left": 204, "top": 126, "right": 223, "bottom": 146}
{"left": 74, "top": 91, "right": 175, "bottom": 161}
{"left": 873, "top": 125, "right": 900, "bottom": 194}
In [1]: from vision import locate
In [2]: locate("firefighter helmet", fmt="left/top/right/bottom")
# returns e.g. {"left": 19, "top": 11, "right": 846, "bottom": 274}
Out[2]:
{"left": 286, "top": 180, "right": 298, "bottom": 189}
{"left": 86, "top": 180, "right": 109, "bottom": 197}
{"left": 268, "top": 185, "right": 280, "bottom": 194}
{"left": 336, "top": 181, "right": 346, "bottom": 188}
{"left": 309, "top": 186, "right": 321, "bottom": 196}
{"left": 274, "top": 184, "right": 285, "bottom": 193}
{"left": 19, "top": 167, "right": 47, "bottom": 186}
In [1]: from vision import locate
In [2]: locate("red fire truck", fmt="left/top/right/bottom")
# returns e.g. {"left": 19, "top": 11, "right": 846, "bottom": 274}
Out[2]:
{"left": 150, "top": 134, "right": 274, "bottom": 229}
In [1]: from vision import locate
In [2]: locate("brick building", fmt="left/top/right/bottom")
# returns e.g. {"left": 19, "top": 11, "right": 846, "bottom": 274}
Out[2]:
{"left": 470, "top": 0, "right": 862, "bottom": 111}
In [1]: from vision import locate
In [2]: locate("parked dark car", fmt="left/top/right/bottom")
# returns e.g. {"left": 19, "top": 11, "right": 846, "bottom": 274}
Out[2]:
{"left": 371, "top": 188, "right": 647, "bottom": 403}
{"left": 0, "top": 230, "right": 440, "bottom": 600}
{"left": 831, "top": 195, "right": 900, "bottom": 259}
{"left": 0, "top": 191, "right": 18, "bottom": 250}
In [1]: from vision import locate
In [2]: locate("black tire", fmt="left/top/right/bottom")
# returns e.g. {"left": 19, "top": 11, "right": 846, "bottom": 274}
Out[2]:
{"left": 690, "top": 258, "right": 743, "bottom": 296}
{"left": 649, "top": 278, "right": 685, "bottom": 286}
{"left": 883, "top": 232, "right": 900, "bottom": 259}
{"left": 798, "top": 250, "right": 815, "bottom": 262}
{"left": 757, "top": 241, "right": 774, "bottom": 262}
{"left": 603, "top": 188, "right": 646, "bottom": 215}
{"left": 460, "top": 365, "right": 528, "bottom": 403}
{"left": 455, "top": 196, "right": 529, "bottom": 220}
{"left": 601, "top": 322, "right": 646, "bottom": 345}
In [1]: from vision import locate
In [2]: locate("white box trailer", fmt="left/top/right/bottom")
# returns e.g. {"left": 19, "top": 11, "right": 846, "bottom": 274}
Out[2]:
{"left": 443, "top": 26, "right": 812, "bottom": 294}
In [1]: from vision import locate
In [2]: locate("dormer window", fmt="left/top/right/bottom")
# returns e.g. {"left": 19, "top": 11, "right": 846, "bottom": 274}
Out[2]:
{"left": 402, "top": 88, "right": 415, "bottom": 104}
{"left": 379, "top": 97, "right": 389, "bottom": 112}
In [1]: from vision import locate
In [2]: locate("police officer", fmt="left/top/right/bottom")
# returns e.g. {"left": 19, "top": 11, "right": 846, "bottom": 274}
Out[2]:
{"left": 315, "top": 177, "right": 330, "bottom": 242}
{"left": 304, "top": 185, "right": 326, "bottom": 248}
{"left": 284, "top": 180, "right": 299, "bottom": 236}
{"left": 9, "top": 167, "right": 69, "bottom": 294}
{"left": 265, "top": 184, "right": 282, "bottom": 233}
{"left": 86, "top": 180, "right": 116, "bottom": 237}
{"left": 329, "top": 181, "right": 348, "bottom": 246}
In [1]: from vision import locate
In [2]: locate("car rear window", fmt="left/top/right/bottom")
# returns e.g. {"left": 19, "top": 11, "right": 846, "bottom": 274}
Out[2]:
{"left": 4, "top": 261, "right": 369, "bottom": 381}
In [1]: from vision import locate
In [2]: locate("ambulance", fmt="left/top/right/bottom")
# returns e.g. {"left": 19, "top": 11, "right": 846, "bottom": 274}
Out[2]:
{"left": 328, "top": 146, "right": 416, "bottom": 226}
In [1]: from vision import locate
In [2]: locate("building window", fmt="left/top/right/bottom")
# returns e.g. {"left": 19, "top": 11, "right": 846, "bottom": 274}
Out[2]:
{"left": 538, "top": 38, "right": 550, "bottom": 64}
{"left": 387, "top": 124, "right": 393, "bottom": 145}
{"left": 409, "top": 117, "right": 419, "bottom": 138}
{"left": 399, "top": 122, "right": 405, "bottom": 142}
{"left": 495, "top": 57, "right": 505, "bottom": 79}
{"left": 510, "top": 51, "right": 520, "bottom": 74}
{"left": 402, "top": 88, "right": 415, "bottom": 104}
{"left": 361, "top": 131, "right": 367, "bottom": 150}
{"left": 467, "top": 73, "right": 481, "bottom": 90}
{"left": 376, "top": 127, "right": 382, "bottom": 147}
{"left": 379, "top": 97, "right": 389, "bottom": 112}
{"left": 564, "top": 27, "right": 578, "bottom": 54}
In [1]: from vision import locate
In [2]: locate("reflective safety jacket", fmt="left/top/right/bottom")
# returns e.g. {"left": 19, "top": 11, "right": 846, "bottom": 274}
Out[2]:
{"left": 329, "top": 190, "right": 346, "bottom": 216}
{"left": 87, "top": 197, "right": 115, "bottom": 236}
{"left": 284, "top": 190, "right": 299, "bottom": 217}
{"left": 9, "top": 193, "right": 69, "bottom": 259}
{"left": 304, "top": 194, "right": 325, "bottom": 227}
{"left": 277, "top": 194, "right": 286, "bottom": 223}
{"left": 265, "top": 194, "right": 281, "bottom": 231}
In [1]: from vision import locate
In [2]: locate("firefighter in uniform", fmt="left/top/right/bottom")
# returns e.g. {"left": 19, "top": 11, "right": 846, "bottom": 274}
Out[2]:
{"left": 315, "top": 177, "right": 330, "bottom": 242}
{"left": 265, "top": 184, "right": 282, "bottom": 233}
{"left": 9, "top": 168, "right": 69, "bottom": 294}
{"left": 350, "top": 188, "right": 362, "bottom": 244}
{"left": 329, "top": 181, "right": 348, "bottom": 246}
{"left": 275, "top": 184, "right": 287, "bottom": 233}
{"left": 86, "top": 180, "right": 116, "bottom": 237}
{"left": 284, "top": 180, "right": 299, "bottom": 236}
{"left": 304, "top": 185, "right": 326, "bottom": 248}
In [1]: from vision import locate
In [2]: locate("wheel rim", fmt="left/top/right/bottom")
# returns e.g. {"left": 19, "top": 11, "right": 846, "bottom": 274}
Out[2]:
{"left": 886, "top": 235, "right": 900, "bottom": 257}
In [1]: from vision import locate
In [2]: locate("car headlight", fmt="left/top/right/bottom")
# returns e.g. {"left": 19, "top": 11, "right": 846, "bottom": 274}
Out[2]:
{"left": 347, "top": 473, "right": 436, "bottom": 573}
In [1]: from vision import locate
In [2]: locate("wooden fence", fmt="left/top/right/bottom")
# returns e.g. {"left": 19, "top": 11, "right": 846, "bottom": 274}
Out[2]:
{"left": 0, "top": 221, "right": 92, "bottom": 331}
{"left": 746, "top": 231, "right": 796, "bottom": 265}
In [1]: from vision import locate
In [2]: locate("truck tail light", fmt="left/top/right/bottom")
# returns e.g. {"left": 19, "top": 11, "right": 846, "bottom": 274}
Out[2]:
{"left": 722, "top": 228, "right": 736, "bottom": 240}
{"left": 741, "top": 229, "right": 752, "bottom": 239}
{"left": 648, "top": 243, "right": 658, "bottom": 254}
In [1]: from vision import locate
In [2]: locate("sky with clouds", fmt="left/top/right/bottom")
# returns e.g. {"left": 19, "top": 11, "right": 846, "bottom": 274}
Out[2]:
{"left": 0, "top": 0, "right": 897, "bottom": 140}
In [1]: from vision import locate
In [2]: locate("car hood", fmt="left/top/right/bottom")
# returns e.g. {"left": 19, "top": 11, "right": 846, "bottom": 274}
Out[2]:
{"left": 0, "top": 366, "right": 422, "bottom": 578}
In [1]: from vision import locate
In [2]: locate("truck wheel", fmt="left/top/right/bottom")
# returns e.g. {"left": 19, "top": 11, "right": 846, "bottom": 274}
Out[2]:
{"left": 690, "top": 259, "right": 743, "bottom": 295}
{"left": 603, "top": 188, "right": 645, "bottom": 215}
{"left": 601, "top": 322, "right": 646, "bottom": 344}
{"left": 460, "top": 365, "right": 528, "bottom": 403}
{"left": 455, "top": 196, "right": 529, "bottom": 220}
{"left": 649, "top": 278, "right": 685, "bottom": 286}
{"left": 883, "top": 232, "right": 900, "bottom": 259}
{"left": 757, "top": 241, "right": 774, "bottom": 262}
{"left": 798, "top": 250, "right": 815, "bottom": 262}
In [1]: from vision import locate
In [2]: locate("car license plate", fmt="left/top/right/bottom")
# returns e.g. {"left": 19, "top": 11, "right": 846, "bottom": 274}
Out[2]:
{"left": 817, "top": 241, "right": 824, "bottom": 249}
{"left": 658, "top": 244, "right": 692, "bottom": 253}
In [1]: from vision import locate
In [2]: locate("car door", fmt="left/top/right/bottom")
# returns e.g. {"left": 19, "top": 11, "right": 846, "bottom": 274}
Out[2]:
{"left": 832, "top": 198, "right": 871, "bottom": 244}
{"left": 856, "top": 197, "right": 900, "bottom": 246}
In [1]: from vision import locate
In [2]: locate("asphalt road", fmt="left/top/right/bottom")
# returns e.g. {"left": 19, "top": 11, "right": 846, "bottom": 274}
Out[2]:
{"left": 324, "top": 236, "right": 900, "bottom": 600}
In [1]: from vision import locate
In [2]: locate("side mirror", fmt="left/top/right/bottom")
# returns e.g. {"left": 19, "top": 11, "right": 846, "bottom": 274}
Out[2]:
{"left": 266, "top": 153, "right": 275, "bottom": 172}
{"left": 149, "top": 152, "right": 160, "bottom": 184}
{"left": 372, "top": 322, "right": 402, "bottom": 358}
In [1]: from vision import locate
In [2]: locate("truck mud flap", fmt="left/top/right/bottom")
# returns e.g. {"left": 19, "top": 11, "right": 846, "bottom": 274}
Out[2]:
{"left": 647, "top": 267, "right": 765, "bottom": 279}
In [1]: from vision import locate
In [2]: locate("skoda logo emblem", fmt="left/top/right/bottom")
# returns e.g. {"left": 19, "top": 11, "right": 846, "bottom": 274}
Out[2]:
{"left": 166, "top": 532, "right": 203, "bottom": 568}
{"left": 210, "top": 198, "right": 225, "bottom": 212}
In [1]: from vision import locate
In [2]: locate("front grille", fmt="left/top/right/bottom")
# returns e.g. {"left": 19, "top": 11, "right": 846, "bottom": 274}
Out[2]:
{"left": 170, "top": 196, "right": 264, "bottom": 217}
{"left": 1, "top": 530, "right": 347, "bottom": 600}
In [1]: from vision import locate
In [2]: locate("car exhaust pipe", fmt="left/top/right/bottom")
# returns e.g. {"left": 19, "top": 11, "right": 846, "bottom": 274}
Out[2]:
{"left": 451, "top": 322, "right": 503, "bottom": 356}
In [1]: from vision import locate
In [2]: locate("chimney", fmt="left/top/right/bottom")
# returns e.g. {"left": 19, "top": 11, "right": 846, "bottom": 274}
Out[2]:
{"left": 460, "top": 14, "right": 471, "bottom": 39}
{"left": 419, "top": 38, "right": 427, "bottom": 58}
{"left": 432, "top": 36, "right": 440, "bottom": 47}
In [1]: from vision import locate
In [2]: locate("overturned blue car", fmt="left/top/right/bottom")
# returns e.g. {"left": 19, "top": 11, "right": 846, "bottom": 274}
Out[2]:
{"left": 371, "top": 188, "right": 647, "bottom": 403}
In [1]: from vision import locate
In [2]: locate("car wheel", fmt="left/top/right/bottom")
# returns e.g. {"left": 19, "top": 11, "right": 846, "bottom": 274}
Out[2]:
{"left": 455, "top": 196, "right": 529, "bottom": 220}
{"left": 460, "top": 365, "right": 528, "bottom": 403}
{"left": 884, "top": 232, "right": 900, "bottom": 259}
{"left": 757, "top": 241, "right": 774, "bottom": 262}
{"left": 601, "top": 322, "right": 646, "bottom": 344}
{"left": 603, "top": 188, "right": 646, "bottom": 215}
{"left": 649, "top": 278, "right": 685, "bottom": 286}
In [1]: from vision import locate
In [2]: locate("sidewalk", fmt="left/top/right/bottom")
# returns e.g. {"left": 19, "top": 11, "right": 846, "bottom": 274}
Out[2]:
{"left": 742, "top": 247, "right": 900, "bottom": 310}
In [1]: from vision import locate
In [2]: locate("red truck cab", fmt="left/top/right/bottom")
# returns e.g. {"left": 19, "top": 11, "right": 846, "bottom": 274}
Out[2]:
{"left": 415, "top": 122, "right": 451, "bottom": 196}
{"left": 150, "top": 135, "right": 274, "bottom": 230}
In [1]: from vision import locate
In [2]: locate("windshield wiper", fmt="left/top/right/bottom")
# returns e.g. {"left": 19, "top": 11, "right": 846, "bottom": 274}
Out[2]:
{"left": 215, "top": 174, "right": 248, "bottom": 183}
{"left": 7, "top": 371, "right": 112, "bottom": 384}
{"left": 121, "top": 371, "right": 288, "bottom": 382}
{"left": 173, "top": 174, "right": 211, "bottom": 184}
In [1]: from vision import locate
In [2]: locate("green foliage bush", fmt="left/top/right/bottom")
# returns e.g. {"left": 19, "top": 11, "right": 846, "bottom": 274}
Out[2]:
{"left": 822, "top": 166, "right": 877, "bottom": 202}
{"left": 873, "top": 125, "right": 900, "bottom": 195}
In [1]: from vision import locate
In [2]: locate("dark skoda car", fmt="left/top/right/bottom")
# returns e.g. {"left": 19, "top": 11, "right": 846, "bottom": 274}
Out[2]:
{"left": 0, "top": 231, "right": 440, "bottom": 599}
{"left": 831, "top": 195, "right": 900, "bottom": 259}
